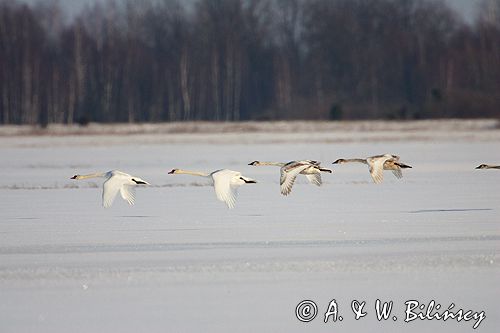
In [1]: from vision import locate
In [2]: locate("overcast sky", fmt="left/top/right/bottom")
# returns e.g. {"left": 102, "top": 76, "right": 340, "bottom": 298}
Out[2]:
{"left": 18, "top": 0, "right": 483, "bottom": 23}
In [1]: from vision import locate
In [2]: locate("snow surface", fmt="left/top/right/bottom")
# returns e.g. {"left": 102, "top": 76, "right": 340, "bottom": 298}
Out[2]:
{"left": 0, "top": 121, "right": 499, "bottom": 332}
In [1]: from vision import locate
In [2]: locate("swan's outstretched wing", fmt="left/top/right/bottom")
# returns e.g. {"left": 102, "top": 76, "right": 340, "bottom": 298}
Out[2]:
{"left": 212, "top": 170, "right": 238, "bottom": 209}
{"left": 368, "top": 156, "right": 394, "bottom": 184}
{"left": 280, "top": 163, "right": 310, "bottom": 196}
{"left": 305, "top": 173, "right": 322, "bottom": 186}
{"left": 102, "top": 176, "right": 123, "bottom": 208}
{"left": 391, "top": 155, "right": 400, "bottom": 161}
{"left": 303, "top": 160, "right": 320, "bottom": 165}
{"left": 392, "top": 168, "right": 403, "bottom": 179}
{"left": 120, "top": 185, "right": 136, "bottom": 205}
{"left": 371, "top": 154, "right": 399, "bottom": 160}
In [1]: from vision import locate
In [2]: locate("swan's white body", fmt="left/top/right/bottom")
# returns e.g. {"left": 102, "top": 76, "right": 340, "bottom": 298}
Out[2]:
{"left": 249, "top": 160, "right": 332, "bottom": 196}
{"left": 168, "top": 168, "right": 256, "bottom": 209}
{"left": 476, "top": 164, "right": 500, "bottom": 170}
{"left": 333, "top": 154, "right": 412, "bottom": 184}
{"left": 70, "top": 170, "right": 150, "bottom": 208}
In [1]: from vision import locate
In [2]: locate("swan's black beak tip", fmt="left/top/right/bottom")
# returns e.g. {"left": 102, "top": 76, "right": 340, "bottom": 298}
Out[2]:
{"left": 70, "top": 175, "right": 77, "bottom": 179}
{"left": 168, "top": 169, "right": 176, "bottom": 174}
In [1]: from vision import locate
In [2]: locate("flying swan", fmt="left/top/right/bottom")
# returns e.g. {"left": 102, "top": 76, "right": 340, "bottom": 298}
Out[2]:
{"left": 168, "top": 168, "right": 256, "bottom": 209}
{"left": 249, "top": 160, "right": 332, "bottom": 196}
{"left": 333, "top": 154, "right": 412, "bottom": 184}
{"left": 475, "top": 164, "right": 500, "bottom": 170}
{"left": 70, "top": 170, "right": 150, "bottom": 208}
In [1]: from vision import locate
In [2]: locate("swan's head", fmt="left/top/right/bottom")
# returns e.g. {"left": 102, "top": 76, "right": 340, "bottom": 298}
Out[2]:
{"left": 131, "top": 178, "right": 149, "bottom": 185}
{"left": 168, "top": 169, "right": 179, "bottom": 174}
{"left": 475, "top": 164, "right": 488, "bottom": 169}
{"left": 70, "top": 175, "right": 80, "bottom": 179}
{"left": 248, "top": 161, "right": 260, "bottom": 166}
{"left": 332, "top": 159, "right": 346, "bottom": 164}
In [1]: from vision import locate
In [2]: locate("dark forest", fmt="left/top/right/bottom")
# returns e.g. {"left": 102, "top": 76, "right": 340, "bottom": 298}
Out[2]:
{"left": 1, "top": 0, "right": 499, "bottom": 125}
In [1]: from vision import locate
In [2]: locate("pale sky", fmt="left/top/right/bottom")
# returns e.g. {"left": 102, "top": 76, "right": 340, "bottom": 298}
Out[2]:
{"left": 19, "top": 0, "right": 483, "bottom": 23}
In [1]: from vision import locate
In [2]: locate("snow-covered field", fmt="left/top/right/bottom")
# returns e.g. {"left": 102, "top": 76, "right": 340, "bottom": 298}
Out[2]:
{"left": 0, "top": 121, "right": 499, "bottom": 332}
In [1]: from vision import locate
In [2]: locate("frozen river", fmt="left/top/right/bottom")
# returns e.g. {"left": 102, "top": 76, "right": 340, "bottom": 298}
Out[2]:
{"left": 0, "top": 122, "right": 499, "bottom": 332}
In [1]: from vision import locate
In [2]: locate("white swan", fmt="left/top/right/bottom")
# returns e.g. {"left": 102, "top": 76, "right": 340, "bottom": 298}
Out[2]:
{"left": 70, "top": 170, "right": 150, "bottom": 208}
{"left": 168, "top": 168, "right": 256, "bottom": 209}
{"left": 249, "top": 160, "right": 332, "bottom": 196}
{"left": 333, "top": 154, "right": 412, "bottom": 184}
{"left": 475, "top": 164, "right": 500, "bottom": 170}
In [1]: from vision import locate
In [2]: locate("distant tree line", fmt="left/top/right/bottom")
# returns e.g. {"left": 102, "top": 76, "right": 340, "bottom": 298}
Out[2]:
{"left": 0, "top": 0, "right": 499, "bottom": 125}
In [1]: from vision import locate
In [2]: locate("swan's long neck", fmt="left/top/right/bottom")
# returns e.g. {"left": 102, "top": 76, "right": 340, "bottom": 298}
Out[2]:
{"left": 77, "top": 172, "right": 107, "bottom": 180}
{"left": 175, "top": 170, "right": 210, "bottom": 177}
{"left": 486, "top": 165, "right": 500, "bottom": 169}
{"left": 343, "top": 158, "right": 368, "bottom": 165}
{"left": 256, "top": 161, "right": 285, "bottom": 167}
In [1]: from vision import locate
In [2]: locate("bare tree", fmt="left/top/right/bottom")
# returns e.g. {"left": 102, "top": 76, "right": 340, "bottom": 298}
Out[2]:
{"left": 0, "top": 0, "right": 499, "bottom": 124}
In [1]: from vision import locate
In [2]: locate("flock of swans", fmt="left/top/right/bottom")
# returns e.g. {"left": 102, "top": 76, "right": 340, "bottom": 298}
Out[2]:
{"left": 70, "top": 155, "right": 499, "bottom": 209}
